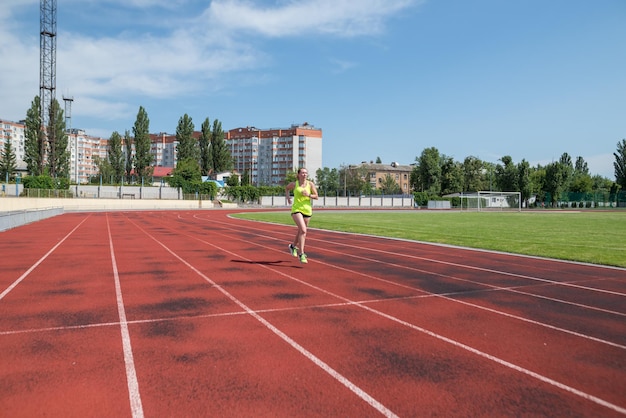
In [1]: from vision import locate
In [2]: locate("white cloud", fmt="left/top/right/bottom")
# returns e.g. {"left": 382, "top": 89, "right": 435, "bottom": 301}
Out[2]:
{"left": 206, "top": 0, "right": 421, "bottom": 37}
{"left": 0, "top": 0, "right": 420, "bottom": 126}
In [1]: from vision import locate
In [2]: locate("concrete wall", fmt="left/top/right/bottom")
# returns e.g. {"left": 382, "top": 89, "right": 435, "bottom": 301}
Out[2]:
{"left": 259, "top": 195, "right": 415, "bottom": 208}
{"left": 0, "top": 197, "right": 214, "bottom": 212}
{"left": 0, "top": 198, "right": 216, "bottom": 231}
{"left": 0, "top": 207, "right": 64, "bottom": 232}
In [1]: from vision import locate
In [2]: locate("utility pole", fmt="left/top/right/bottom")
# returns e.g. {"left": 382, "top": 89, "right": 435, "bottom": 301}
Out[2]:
{"left": 63, "top": 95, "right": 76, "bottom": 183}
{"left": 40, "top": 0, "right": 57, "bottom": 163}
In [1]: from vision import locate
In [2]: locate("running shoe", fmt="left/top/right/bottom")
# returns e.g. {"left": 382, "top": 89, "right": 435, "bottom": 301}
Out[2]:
{"left": 299, "top": 253, "right": 308, "bottom": 264}
{"left": 289, "top": 244, "right": 298, "bottom": 257}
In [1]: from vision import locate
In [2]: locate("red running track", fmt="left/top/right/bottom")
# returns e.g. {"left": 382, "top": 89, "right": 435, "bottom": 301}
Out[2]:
{"left": 0, "top": 210, "right": 624, "bottom": 417}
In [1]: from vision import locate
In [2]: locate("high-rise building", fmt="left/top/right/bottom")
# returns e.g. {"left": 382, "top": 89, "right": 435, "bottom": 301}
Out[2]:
{"left": 1, "top": 118, "right": 107, "bottom": 184}
{"left": 0, "top": 119, "right": 27, "bottom": 172}
{"left": 2, "top": 118, "right": 323, "bottom": 187}
{"left": 225, "top": 123, "right": 322, "bottom": 186}
{"left": 67, "top": 129, "right": 108, "bottom": 184}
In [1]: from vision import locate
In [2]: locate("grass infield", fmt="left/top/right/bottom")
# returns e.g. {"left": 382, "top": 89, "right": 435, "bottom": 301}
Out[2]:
{"left": 232, "top": 210, "right": 626, "bottom": 268}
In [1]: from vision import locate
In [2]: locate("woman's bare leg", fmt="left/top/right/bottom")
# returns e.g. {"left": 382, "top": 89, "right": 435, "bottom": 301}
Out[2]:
{"left": 291, "top": 213, "right": 309, "bottom": 254}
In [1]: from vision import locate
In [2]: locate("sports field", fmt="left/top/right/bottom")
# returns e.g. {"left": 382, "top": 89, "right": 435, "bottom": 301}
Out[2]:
{"left": 233, "top": 210, "right": 626, "bottom": 268}
{"left": 1, "top": 209, "right": 624, "bottom": 416}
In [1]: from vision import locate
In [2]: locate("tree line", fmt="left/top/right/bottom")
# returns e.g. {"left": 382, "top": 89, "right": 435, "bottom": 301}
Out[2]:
{"left": 315, "top": 143, "right": 626, "bottom": 207}
{"left": 9, "top": 98, "right": 234, "bottom": 194}
{"left": 5, "top": 95, "right": 626, "bottom": 205}
{"left": 92, "top": 107, "right": 234, "bottom": 196}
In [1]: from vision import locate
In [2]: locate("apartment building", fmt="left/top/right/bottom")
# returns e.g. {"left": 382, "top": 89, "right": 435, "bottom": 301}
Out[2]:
{"left": 1, "top": 119, "right": 108, "bottom": 184}
{"left": 356, "top": 161, "right": 413, "bottom": 194}
{"left": 2, "top": 117, "right": 323, "bottom": 187}
{"left": 68, "top": 129, "right": 108, "bottom": 184}
{"left": 150, "top": 132, "right": 177, "bottom": 168}
{"left": 0, "top": 119, "right": 27, "bottom": 173}
{"left": 226, "top": 123, "right": 323, "bottom": 186}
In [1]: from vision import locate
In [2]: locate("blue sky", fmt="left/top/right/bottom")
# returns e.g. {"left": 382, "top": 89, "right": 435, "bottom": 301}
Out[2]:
{"left": 1, "top": 0, "right": 624, "bottom": 178}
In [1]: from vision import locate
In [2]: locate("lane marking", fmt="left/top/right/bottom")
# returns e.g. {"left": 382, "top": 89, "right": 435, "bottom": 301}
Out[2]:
{"left": 195, "top": 232, "right": 626, "bottom": 415}
{"left": 123, "top": 214, "right": 399, "bottom": 418}
{"left": 176, "top": 213, "right": 626, "bottom": 415}
{"left": 217, "top": 214, "right": 626, "bottom": 316}
{"left": 106, "top": 215, "right": 144, "bottom": 418}
{"left": 0, "top": 216, "right": 90, "bottom": 301}
{"left": 195, "top": 214, "right": 626, "bottom": 343}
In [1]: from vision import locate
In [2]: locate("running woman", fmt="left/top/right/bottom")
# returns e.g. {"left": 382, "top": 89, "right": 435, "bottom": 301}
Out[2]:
{"left": 285, "top": 168, "right": 319, "bottom": 263}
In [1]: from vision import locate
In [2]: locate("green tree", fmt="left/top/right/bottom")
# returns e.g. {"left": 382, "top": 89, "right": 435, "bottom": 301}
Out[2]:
{"left": 614, "top": 139, "right": 626, "bottom": 189}
{"left": 0, "top": 138, "right": 18, "bottom": 181}
{"left": 440, "top": 156, "right": 463, "bottom": 195}
{"left": 338, "top": 165, "right": 365, "bottom": 196}
{"left": 380, "top": 173, "right": 401, "bottom": 194}
{"left": 93, "top": 155, "right": 114, "bottom": 183}
{"left": 517, "top": 159, "right": 532, "bottom": 207}
{"left": 574, "top": 156, "right": 589, "bottom": 175}
{"left": 47, "top": 99, "right": 69, "bottom": 179}
{"left": 530, "top": 165, "right": 547, "bottom": 205}
{"left": 241, "top": 169, "right": 250, "bottom": 186}
{"left": 375, "top": 156, "right": 382, "bottom": 163}
{"left": 132, "top": 106, "right": 153, "bottom": 181}
{"left": 545, "top": 161, "right": 567, "bottom": 207}
{"left": 170, "top": 158, "right": 201, "bottom": 183}
{"left": 591, "top": 174, "right": 613, "bottom": 192}
{"left": 570, "top": 172, "right": 593, "bottom": 194}
{"left": 108, "top": 131, "right": 125, "bottom": 183}
{"left": 462, "top": 156, "right": 485, "bottom": 192}
{"left": 199, "top": 117, "right": 211, "bottom": 176}
{"left": 24, "top": 96, "right": 46, "bottom": 175}
{"left": 167, "top": 158, "right": 217, "bottom": 198}
{"left": 570, "top": 156, "right": 592, "bottom": 193}
{"left": 175, "top": 114, "right": 198, "bottom": 163}
{"left": 124, "top": 130, "right": 133, "bottom": 183}
{"left": 559, "top": 152, "right": 574, "bottom": 191}
{"left": 226, "top": 174, "right": 240, "bottom": 187}
{"left": 208, "top": 119, "right": 232, "bottom": 175}
{"left": 315, "top": 167, "right": 339, "bottom": 195}
{"left": 495, "top": 155, "right": 518, "bottom": 192}
{"left": 413, "top": 147, "right": 441, "bottom": 194}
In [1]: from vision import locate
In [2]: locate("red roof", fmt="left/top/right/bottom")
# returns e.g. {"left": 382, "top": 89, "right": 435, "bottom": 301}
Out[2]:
{"left": 152, "top": 166, "right": 173, "bottom": 177}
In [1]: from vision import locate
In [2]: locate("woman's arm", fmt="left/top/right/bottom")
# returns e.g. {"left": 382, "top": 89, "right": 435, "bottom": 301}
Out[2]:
{"left": 308, "top": 182, "right": 319, "bottom": 200}
{"left": 285, "top": 182, "right": 294, "bottom": 203}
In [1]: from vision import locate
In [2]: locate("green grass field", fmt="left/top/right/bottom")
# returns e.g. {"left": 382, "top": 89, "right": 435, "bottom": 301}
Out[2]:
{"left": 232, "top": 210, "right": 626, "bottom": 268}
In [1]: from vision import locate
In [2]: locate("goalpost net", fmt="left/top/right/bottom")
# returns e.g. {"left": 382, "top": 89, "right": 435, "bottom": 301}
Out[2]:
{"left": 459, "top": 191, "right": 521, "bottom": 212}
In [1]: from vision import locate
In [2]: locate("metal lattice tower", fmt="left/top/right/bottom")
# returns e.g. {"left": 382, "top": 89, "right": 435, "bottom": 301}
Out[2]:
{"left": 40, "top": 0, "right": 57, "bottom": 135}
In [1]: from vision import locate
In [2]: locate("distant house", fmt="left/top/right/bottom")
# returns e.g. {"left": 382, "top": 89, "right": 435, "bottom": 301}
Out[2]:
{"left": 151, "top": 166, "right": 173, "bottom": 185}
{"left": 354, "top": 162, "right": 413, "bottom": 194}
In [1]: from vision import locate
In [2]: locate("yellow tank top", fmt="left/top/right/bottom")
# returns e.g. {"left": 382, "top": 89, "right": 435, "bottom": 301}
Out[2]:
{"left": 291, "top": 181, "right": 313, "bottom": 216}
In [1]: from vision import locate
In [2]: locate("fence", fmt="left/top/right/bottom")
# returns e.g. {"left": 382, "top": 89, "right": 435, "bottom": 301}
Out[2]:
{"left": 541, "top": 191, "right": 626, "bottom": 208}
{"left": 259, "top": 194, "right": 415, "bottom": 208}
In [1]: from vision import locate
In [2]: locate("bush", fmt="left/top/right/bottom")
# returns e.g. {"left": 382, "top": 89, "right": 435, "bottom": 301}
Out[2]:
{"left": 22, "top": 175, "right": 69, "bottom": 190}
{"left": 225, "top": 185, "right": 261, "bottom": 203}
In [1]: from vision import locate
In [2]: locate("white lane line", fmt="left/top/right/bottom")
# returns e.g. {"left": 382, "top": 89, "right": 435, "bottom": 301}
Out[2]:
{"left": 0, "top": 216, "right": 89, "bottom": 301}
{"left": 183, "top": 214, "right": 626, "bottom": 415}
{"left": 194, "top": 216, "right": 626, "bottom": 346}
{"left": 208, "top": 237, "right": 626, "bottom": 416}
{"left": 106, "top": 215, "right": 144, "bottom": 418}
{"left": 126, "top": 215, "right": 399, "bottom": 418}
{"left": 314, "top": 244, "right": 626, "bottom": 318}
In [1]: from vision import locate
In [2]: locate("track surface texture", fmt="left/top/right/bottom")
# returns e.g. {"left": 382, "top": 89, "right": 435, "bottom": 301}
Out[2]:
{"left": 0, "top": 210, "right": 625, "bottom": 417}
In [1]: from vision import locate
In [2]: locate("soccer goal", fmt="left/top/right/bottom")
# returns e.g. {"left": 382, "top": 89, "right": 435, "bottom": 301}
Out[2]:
{"left": 459, "top": 191, "right": 521, "bottom": 211}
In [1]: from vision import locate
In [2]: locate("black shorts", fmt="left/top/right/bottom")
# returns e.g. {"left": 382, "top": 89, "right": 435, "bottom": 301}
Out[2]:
{"left": 292, "top": 211, "right": 311, "bottom": 218}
